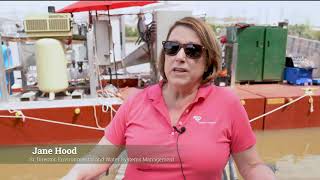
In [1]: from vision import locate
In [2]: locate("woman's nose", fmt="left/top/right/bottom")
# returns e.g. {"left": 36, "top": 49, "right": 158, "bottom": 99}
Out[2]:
{"left": 174, "top": 47, "right": 187, "bottom": 62}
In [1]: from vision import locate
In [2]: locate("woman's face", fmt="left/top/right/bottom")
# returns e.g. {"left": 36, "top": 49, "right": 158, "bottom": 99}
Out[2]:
{"left": 164, "top": 25, "right": 207, "bottom": 88}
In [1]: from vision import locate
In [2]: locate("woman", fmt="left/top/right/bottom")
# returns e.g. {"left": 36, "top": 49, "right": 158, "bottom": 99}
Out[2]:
{"left": 63, "top": 17, "right": 276, "bottom": 180}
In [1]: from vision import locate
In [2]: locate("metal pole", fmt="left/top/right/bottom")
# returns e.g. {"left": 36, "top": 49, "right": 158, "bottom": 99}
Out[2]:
{"left": 0, "top": 36, "right": 9, "bottom": 101}
{"left": 108, "top": 7, "right": 118, "bottom": 87}
{"left": 228, "top": 157, "right": 237, "bottom": 180}
{"left": 87, "top": 30, "right": 97, "bottom": 98}
{"left": 230, "top": 43, "right": 238, "bottom": 88}
{"left": 119, "top": 15, "right": 126, "bottom": 60}
{"left": 119, "top": 15, "right": 127, "bottom": 74}
{"left": 17, "top": 36, "right": 27, "bottom": 90}
{"left": 222, "top": 169, "right": 228, "bottom": 180}
{"left": 150, "top": 12, "right": 158, "bottom": 84}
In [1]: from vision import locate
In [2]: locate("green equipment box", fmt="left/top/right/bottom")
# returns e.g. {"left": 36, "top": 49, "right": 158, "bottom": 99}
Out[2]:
{"left": 226, "top": 26, "right": 288, "bottom": 82}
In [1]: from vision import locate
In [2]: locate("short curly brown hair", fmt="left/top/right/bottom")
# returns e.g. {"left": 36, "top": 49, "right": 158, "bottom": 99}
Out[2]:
{"left": 158, "top": 17, "right": 222, "bottom": 84}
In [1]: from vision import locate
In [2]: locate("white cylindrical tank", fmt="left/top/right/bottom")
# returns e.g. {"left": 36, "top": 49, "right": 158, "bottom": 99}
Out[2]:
{"left": 35, "top": 38, "right": 68, "bottom": 95}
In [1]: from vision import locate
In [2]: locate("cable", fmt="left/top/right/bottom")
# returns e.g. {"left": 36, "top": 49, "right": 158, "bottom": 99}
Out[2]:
{"left": 176, "top": 133, "right": 186, "bottom": 180}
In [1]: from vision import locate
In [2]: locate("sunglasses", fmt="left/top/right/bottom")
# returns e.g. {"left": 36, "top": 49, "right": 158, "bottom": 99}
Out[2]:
{"left": 162, "top": 41, "right": 205, "bottom": 59}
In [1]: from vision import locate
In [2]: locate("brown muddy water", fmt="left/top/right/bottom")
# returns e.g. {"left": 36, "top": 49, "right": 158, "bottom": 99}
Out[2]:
{"left": 1, "top": 127, "right": 320, "bottom": 180}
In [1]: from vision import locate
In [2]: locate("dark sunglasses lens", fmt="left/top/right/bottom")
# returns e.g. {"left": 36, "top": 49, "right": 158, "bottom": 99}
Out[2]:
{"left": 163, "top": 41, "right": 180, "bottom": 55}
{"left": 185, "top": 44, "right": 203, "bottom": 59}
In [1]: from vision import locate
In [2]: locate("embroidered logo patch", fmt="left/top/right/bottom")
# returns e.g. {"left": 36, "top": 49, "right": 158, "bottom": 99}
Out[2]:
{"left": 193, "top": 115, "right": 202, "bottom": 122}
{"left": 193, "top": 115, "right": 216, "bottom": 124}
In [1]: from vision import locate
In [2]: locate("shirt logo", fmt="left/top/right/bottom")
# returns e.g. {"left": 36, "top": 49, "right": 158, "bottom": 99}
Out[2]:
{"left": 193, "top": 115, "right": 202, "bottom": 122}
{"left": 193, "top": 115, "right": 216, "bottom": 124}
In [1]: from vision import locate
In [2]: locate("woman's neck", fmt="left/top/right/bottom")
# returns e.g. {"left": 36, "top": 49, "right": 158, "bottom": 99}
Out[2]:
{"left": 162, "top": 82, "right": 200, "bottom": 108}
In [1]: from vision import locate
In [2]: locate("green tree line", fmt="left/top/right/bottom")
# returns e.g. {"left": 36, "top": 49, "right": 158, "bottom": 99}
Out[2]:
{"left": 288, "top": 24, "right": 320, "bottom": 41}
{"left": 125, "top": 23, "right": 320, "bottom": 41}
{"left": 125, "top": 26, "right": 138, "bottom": 37}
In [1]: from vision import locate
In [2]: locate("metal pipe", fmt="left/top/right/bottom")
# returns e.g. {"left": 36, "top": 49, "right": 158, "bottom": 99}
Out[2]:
{"left": 87, "top": 30, "right": 97, "bottom": 98}
{"left": 228, "top": 157, "right": 238, "bottom": 180}
{"left": 107, "top": 7, "right": 119, "bottom": 87}
{"left": 230, "top": 43, "right": 238, "bottom": 88}
{"left": 0, "top": 36, "right": 9, "bottom": 101}
{"left": 16, "top": 36, "right": 27, "bottom": 90}
{"left": 222, "top": 169, "right": 228, "bottom": 180}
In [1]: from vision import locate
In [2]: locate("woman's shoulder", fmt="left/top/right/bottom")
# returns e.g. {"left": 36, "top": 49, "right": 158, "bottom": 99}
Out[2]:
{"left": 120, "top": 87, "right": 146, "bottom": 104}
{"left": 209, "top": 85, "right": 241, "bottom": 104}
{"left": 120, "top": 83, "right": 159, "bottom": 103}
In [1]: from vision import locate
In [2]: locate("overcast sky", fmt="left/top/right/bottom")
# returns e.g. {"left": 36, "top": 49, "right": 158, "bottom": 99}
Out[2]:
{"left": 0, "top": 1, "right": 319, "bottom": 26}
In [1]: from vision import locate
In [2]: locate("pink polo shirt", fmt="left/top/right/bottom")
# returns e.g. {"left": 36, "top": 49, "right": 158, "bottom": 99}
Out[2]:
{"left": 104, "top": 82, "right": 256, "bottom": 180}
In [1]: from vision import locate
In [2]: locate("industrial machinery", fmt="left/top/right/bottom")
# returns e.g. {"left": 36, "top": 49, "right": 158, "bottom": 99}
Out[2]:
{"left": 24, "top": 13, "right": 72, "bottom": 37}
{"left": 0, "top": 9, "right": 194, "bottom": 102}
{"left": 0, "top": 4, "right": 198, "bottom": 145}
{"left": 0, "top": 12, "right": 133, "bottom": 101}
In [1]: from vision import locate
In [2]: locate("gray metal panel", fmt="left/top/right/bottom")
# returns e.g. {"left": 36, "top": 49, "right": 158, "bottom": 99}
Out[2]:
{"left": 94, "top": 19, "right": 112, "bottom": 65}
{"left": 110, "top": 16, "right": 122, "bottom": 63}
{"left": 107, "top": 43, "right": 150, "bottom": 72}
{"left": 122, "top": 43, "right": 149, "bottom": 67}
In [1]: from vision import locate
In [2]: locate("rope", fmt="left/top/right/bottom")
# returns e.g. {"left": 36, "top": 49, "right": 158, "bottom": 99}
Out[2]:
{"left": 309, "top": 96, "right": 314, "bottom": 113}
{"left": 0, "top": 112, "right": 104, "bottom": 131}
{"left": 93, "top": 105, "right": 103, "bottom": 129}
{"left": 249, "top": 93, "right": 314, "bottom": 123}
{"left": 8, "top": 109, "right": 26, "bottom": 122}
{"left": 1, "top": 102, "right": 119, "bottom": 131}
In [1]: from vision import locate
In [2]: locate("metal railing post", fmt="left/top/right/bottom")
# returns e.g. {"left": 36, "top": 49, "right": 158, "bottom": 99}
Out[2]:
{"left": 0, "top": 36, "right": 9, "bottom": 101}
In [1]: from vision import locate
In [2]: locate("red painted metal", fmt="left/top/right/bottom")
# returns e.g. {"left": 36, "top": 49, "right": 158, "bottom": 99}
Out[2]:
{"left": 286, "top": 86, "right": 320, "bottom": 128}
{"left": 101, "top": 78, "right": 139, "bottom": 88}
{"left": 234, "top": 86, "right": 265, "bottom": 130}
{"left": 239, "top": 84, "right": 299, "bottom": 130}
{"left": 0, "top": 105, "right": 120, "bottom": 145}
{"left": 238, "top": 84, "right": 319, "bottom": 130}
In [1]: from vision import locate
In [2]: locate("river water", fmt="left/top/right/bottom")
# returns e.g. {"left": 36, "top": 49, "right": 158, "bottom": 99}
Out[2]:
{"left": 255, "top": 127, "right": 320, "bottom": 180}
